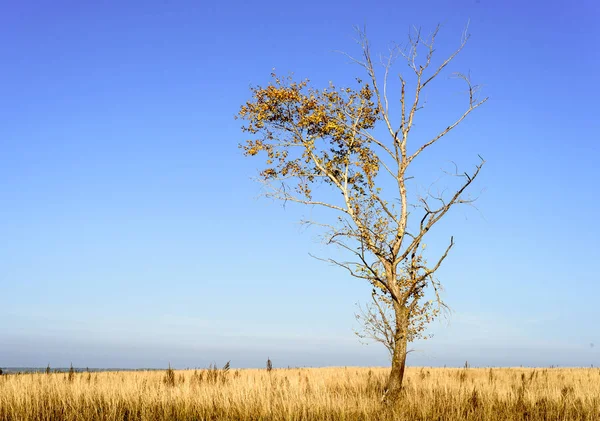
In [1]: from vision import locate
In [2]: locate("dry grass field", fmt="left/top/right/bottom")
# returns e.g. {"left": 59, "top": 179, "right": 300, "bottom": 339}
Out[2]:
{"left": 1, "top": 366, "right": 599, "bottom": 420}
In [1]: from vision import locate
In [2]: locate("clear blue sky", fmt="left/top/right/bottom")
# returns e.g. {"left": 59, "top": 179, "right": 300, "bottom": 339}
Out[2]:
{"left": 1, "top": 0, "right": 598, "bottom": 369}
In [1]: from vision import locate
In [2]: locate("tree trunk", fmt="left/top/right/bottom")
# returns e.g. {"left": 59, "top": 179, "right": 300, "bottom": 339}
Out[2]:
{"left": 383, "top": 334, "right": 408, "bottom": 402}
{"left": 383, "top": 312, "right": 408, "bottom": 402}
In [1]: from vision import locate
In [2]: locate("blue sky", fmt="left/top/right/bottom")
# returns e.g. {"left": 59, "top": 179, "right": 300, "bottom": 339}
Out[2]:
{"left": 1, "top": 0, "right": 599, "bottom": 369}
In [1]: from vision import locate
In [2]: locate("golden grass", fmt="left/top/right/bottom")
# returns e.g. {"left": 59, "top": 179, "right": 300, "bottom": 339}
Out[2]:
{"left": 1, "top": 366, "right": 599, "bottom": 420}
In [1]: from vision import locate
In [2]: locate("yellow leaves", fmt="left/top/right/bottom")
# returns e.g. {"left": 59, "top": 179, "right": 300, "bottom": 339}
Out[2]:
{"left": 296, "top": 182, "right": 311, "bottom": 199}
{"left": 261, "top": 168, "right": 276, "bottom": 178}
{"left": 241, "top": 140, "right": 265, "bottom": 157}
{"left": 264, "top": 85, "right": 301, "bottom": 103}
{"left": 238, "top": 72, "right": 385, "bottom": 208}
{"left": 238, "top": 72, "right": 379, "bottom": 147}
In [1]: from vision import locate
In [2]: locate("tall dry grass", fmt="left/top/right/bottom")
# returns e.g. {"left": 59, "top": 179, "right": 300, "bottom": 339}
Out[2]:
{"left": 1, "top": 366, "right": 599, "bottom": 420}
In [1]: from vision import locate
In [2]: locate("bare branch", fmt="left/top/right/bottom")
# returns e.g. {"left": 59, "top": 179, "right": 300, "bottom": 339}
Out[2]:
{"left": 408, "top": 96, "right": 488, "bottom": 163}
{"left": 397, "top": 158, "right": 484, "bottom": 266}
{"left": 259, "top": 181, "right": 350, "bottom": 214}
{"left": 421, "top": 23, "right": 469, "bottom": 89}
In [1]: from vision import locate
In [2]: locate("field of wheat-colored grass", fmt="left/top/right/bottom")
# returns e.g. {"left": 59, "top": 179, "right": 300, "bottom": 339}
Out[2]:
{"left": 1, "top": 366, "right": 599, "bottom": 420}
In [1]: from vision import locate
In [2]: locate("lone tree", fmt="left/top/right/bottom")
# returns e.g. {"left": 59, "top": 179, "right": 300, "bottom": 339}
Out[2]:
{"left": 237, "top": 25, "right": 487, "bottom": 400}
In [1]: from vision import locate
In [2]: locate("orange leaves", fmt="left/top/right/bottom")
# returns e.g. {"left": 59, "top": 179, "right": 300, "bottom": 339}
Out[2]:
{"left": 241, "top": 139, "right": 268, "bottom": 157}
{"left": 261, "top": 168, "right": 277, "bottom": 178}
{"left": 281, "top": 160, "right": 301, "bottom": 177}
{"left": 356, "top": 147, "right": 379, "bottom": 188}
{"left": 296, "top": 182, "right": 311, "bottom": 199}
{"left": 262, "top": 84, "right": 303, "bottom": 104}
{"left": 237, "top": 72, "right": 384, "bottom": 203}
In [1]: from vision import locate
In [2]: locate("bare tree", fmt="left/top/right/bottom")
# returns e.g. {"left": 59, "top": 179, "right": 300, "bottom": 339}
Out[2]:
{"left": 237, "top": 24, "right": 487, "bottom": 401}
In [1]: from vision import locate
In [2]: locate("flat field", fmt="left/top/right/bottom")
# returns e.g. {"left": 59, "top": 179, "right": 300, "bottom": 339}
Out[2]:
{"left": 1, "top": 366, "right": 599, "bottom": 420}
